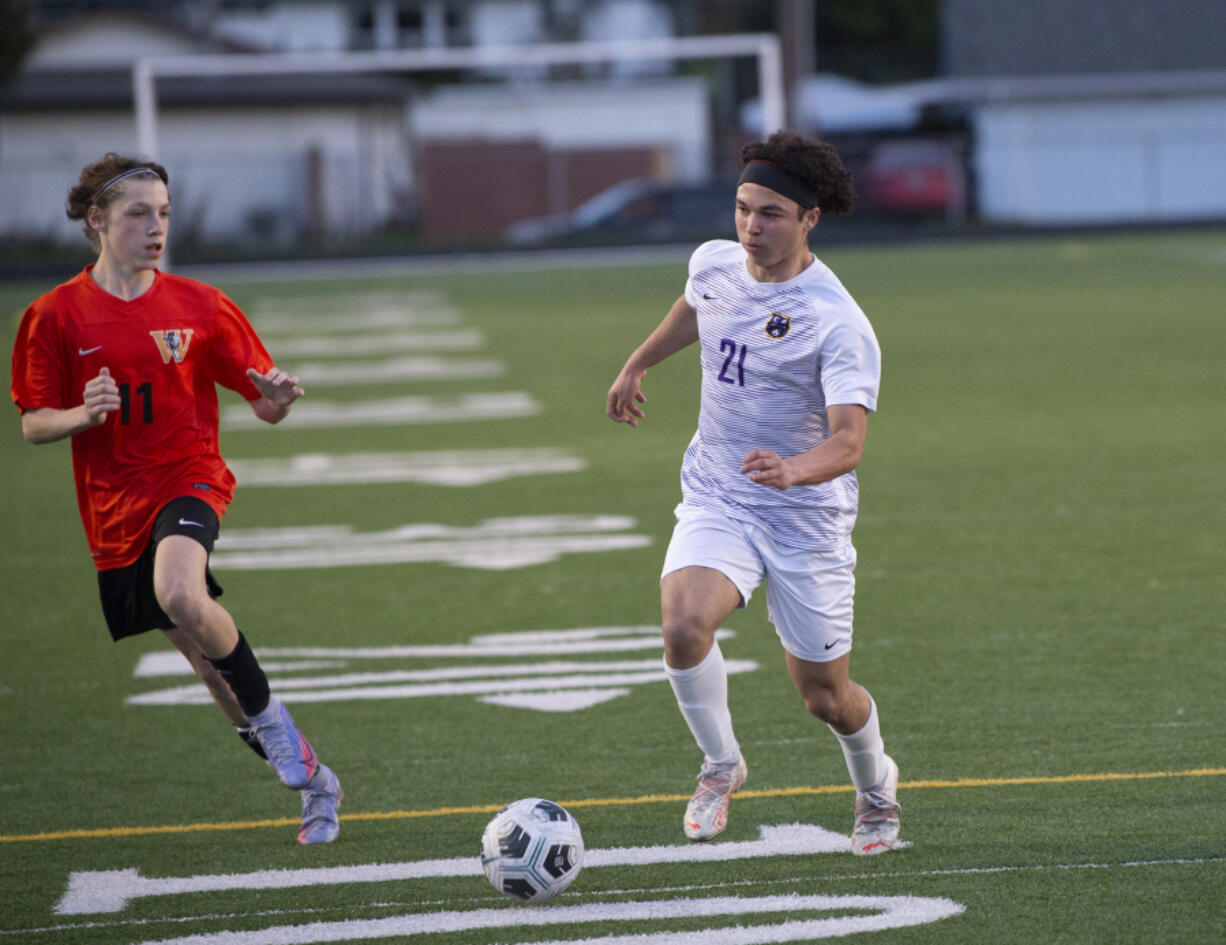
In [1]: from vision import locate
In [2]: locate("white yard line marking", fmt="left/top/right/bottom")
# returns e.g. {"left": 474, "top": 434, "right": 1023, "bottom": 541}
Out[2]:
{"left": 216, "top": 516, "right": 639, "bottom": 550}
{"left": 268, "top": 330, "right": 485, "bottom": 356}
{"left": 481, "top": 688, "right": 631, "bottom": 711}
{"left": 16, "top": 857, "right": 1219, "bottom": 941}
{"left": 281, "top": 356, "right": 504, "bottom": 385}
{"left": 221, "top": 392, "right": 540, "bottom": 429}
{"left": 227, "top": 448, "right": 585, "bottom": 487}
{"left": 211, "top": 533, "right": 650, "bottom": 570}
{"left": 125, "top": 895, "right": 966, "bottom": 945}
{"left": 126, "top": 660, "right": 758, "bottom": 708}
{"left": 55, "top": 824, "right": 852, "bottom": 915}
{"left": 251, "top": 295, "right": 459, "bottom": 333}
{"left": 147, "top": 658, "right": 686, "bottom": 687}
{"left": 133, "top": 628, "right": 729, "bottom": 677}
{"left": 208, "top": 515, "right": 649, "bottom": 570}
{"left": 129, "top": 629, "right": 740, "bottom": 713}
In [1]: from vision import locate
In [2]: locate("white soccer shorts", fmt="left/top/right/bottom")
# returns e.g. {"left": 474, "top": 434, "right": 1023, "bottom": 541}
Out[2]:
{"left": 661, "top": 502, "right": 857, "bottom": 662}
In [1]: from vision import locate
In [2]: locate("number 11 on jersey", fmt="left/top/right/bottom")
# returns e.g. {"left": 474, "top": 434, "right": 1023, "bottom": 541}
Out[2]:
{"left": 118, "top": 381, "right": 154, "bottom": 424}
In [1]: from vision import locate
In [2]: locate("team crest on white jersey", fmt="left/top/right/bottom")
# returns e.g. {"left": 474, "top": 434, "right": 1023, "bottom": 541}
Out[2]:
{"left": 764, "top": 313, "right": 791, "bottom": 339}
{"left": 150, "top": 329, "right": 194, "bottom": 364}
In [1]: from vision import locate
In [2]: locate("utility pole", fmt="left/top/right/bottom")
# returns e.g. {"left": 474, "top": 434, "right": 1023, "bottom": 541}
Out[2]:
{"left": 779, "top": 0, "right": 816, "bottom": 130}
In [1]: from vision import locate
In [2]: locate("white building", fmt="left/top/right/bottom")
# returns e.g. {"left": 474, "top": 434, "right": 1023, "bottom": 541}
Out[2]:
{"left": 743, "top": 70, "right": 1226, "bottom": 226}
{"left": 1, "top": 1, "right": 712, "bottom": 246}
{"left": 1, "top": 10, "right": 415, "bottom": 245}
{"left": 967, "top": 73, "right": 1226, "bottom": 225}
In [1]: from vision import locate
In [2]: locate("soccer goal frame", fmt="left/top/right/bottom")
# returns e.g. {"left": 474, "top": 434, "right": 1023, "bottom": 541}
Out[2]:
{"left": 132, "top": 33, "right": 786, "bottom": 160}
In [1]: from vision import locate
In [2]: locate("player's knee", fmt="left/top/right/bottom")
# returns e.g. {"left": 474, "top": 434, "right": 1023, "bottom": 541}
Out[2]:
{"left": 661, "top": 614, "right": 716, "bottom": 666}
{"left": 156, "top": 582, "right": 207, "bottom": 629}
{"left": 800, "top": 686, "right": 844, "bottom": 725}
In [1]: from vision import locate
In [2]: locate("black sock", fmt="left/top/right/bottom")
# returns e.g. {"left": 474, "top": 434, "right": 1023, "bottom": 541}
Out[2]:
{"left": 208, "top": 631, "right": 271, "bottom": 718}
{"left": 236, "top": 725, "right": 268, "bottom": 760}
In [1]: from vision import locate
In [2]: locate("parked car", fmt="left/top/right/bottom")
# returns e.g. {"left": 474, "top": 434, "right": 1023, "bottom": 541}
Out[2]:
{"left": 505, "top": 177, "right": 737, "bottom": 247}
{"left": 861, "top": 140, "right": 966, "bottom": 216}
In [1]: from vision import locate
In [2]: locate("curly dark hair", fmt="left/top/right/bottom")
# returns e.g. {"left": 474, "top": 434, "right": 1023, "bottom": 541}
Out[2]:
{"left": 65, "top": 153, "right": 170, "bottom": 251}
{"left": 741, "top": 131, "right": 856, "bottom": 217}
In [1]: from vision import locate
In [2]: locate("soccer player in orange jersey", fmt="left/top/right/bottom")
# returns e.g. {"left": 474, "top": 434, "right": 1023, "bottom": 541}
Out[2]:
{"left": 11, "top": 153, "right": 342, "bottom": 845}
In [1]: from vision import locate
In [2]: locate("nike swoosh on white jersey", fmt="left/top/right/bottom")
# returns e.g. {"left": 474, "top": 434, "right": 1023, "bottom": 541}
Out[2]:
{"left": 78, "top": 346, "right": 103, "bottom": 356}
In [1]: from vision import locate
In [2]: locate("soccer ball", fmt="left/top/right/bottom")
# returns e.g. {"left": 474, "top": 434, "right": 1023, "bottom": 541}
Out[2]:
{"left": 480, "top": 798, "right": 584, "bottom": 902}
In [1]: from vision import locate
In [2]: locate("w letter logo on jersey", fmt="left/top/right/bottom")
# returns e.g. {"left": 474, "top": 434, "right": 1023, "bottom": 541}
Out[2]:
{"left": 764, "top": 313, "right": 791, "bottom": 339}
{"left": 150, "top": 329, "right": 194, "bottom": 364}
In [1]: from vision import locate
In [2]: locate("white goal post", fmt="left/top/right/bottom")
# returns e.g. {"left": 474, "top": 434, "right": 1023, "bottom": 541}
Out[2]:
{"left": 133, "top": 33, "right": 786, "bottom": 160}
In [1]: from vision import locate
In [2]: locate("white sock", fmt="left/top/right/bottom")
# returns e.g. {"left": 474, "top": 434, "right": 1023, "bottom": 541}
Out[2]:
{"left": 665, "top": 641, "right": 740, "bottom": 765}
{"left": 831, "top": 697, "right": 887, "bottom": 792}
{"left": 245, "top": 695, "right": 281, "bottom": 726}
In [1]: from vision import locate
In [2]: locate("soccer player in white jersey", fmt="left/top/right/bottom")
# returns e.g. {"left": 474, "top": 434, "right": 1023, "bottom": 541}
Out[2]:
{"left": 606, "top": 131, "right": 900, "bottom": 855}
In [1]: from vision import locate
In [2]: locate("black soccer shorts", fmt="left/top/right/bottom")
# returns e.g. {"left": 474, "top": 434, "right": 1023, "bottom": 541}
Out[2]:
{"left": 97, "top": 496, "right": 225, "bottom": 641}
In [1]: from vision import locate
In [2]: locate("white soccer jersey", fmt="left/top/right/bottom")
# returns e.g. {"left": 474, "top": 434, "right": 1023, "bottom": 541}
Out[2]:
{"left": 679, "top": 239, "right": 881, "bottom": 551}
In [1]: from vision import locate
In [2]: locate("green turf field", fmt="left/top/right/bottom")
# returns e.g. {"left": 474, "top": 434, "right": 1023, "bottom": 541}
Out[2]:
{"left": 2, "top": 230, "right": 1224, "bottom": 944}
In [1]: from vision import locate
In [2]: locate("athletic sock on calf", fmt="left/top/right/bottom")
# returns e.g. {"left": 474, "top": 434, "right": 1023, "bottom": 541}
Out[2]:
{"left": 236, "top": 724, "right": 268, "bottom": 759}
{"left": 665, "top": 641, "right": 741, "bottom": 765}
{"left": 831, "top": 697, "right": 887, "bottom": 792}
{"left": 207, "top": 631, "right": 271, "bottom": 718}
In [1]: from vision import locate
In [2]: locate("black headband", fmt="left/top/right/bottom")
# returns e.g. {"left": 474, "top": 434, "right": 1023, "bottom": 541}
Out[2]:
{"left": 737, "top": 160, "right": 820, "bottom": 210}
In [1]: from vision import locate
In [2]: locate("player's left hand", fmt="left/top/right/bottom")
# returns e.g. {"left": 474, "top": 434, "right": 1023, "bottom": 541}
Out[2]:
{"left": 741, "top": 449, "right": 795, "bottom": 491}
{"left": 247, "top": 366, "right": 304, "bottom": 406}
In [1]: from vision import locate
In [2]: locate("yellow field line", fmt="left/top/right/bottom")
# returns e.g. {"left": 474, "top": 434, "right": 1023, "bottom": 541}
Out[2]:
{"left": 3, "top": 766, "right": 1223, "bottom": 845}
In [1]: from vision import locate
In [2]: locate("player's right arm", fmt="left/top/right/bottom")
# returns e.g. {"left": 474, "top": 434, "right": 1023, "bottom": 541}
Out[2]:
{"left": 606, "top": 294, "right": 698, "bottom": 427}
{"left": 20, "top": 367, "right": 121, "bottom": 444}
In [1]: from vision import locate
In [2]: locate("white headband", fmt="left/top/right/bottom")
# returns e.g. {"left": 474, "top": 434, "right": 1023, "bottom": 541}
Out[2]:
{"left": 92, "top": 167, "right": 160, "bottom": 202}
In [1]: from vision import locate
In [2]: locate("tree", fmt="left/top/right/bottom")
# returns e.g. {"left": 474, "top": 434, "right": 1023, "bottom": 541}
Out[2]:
{"left": 0, "top": 0, "right": 37, "bottom": 86}
{"left": 816, "top": 0, "right": 940, "bottom": 81}
{"left": 686, "top": 0, "right": 940, "bottom": 82}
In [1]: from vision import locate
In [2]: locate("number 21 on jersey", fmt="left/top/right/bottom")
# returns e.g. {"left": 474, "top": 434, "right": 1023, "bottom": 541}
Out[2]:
{"left": 718, "top": 338, "right": 747, "bottom": 386}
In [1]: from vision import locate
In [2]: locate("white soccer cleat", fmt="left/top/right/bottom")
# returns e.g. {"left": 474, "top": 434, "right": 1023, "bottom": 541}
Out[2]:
{"left": 683, "top": 756, "right": 748, "bottom": 841}
{"left": 298, "top": 763, "right": 343, "bottom": 845}
{"left": 851, "top": 754, "right": 901, "bottom": 856}
{"left": 246, "top": 697, "right": 319, "bottom": 790}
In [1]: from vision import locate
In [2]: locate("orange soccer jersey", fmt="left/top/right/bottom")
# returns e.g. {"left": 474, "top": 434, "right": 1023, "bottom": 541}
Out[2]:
{"left": 10, "top": 267, "right": 274, "bottom": 570}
